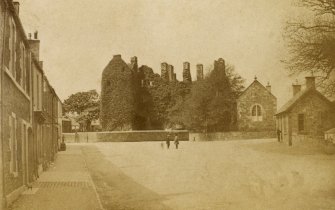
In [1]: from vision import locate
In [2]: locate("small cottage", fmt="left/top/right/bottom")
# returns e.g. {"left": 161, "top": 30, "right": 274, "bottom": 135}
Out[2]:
{"left": 325, "top": 128, "right": 335, "bottom": 144}
{"left": 276, "top": 77, "right": 335, "bottom": 146}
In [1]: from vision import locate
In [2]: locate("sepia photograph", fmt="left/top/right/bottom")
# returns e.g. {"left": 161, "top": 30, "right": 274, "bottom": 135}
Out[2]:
{"left": 0, "top": 0, "right": 335, "bottom": 209}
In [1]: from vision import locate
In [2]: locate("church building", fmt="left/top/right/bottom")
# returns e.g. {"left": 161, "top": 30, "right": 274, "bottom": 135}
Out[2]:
{"left": 236, "top": 77, "right": 277, "bottom": 131}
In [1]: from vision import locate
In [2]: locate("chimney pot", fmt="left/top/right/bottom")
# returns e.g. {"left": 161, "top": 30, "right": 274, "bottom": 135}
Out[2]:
{"left": 34, "top": 31, "right": 38, "bottom": 39}
{"left": 266, "top": 82, "right": 271, "bottom": 93}
{"left": 113, "top": 54, "right": 121, "bottom": 59}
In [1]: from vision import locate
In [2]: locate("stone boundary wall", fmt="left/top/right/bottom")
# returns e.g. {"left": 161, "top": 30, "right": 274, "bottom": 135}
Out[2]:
{"left": 62, "top": 130, "right": 189, "bottom": 143}
{"left": 97, "top": 130, "right": 189, "bottom": 142}
{"left": 189, "top": 131, "right": 276, "bottom": 141}
{"left": 63, "top": 132, "right": 98, "bottom": 143}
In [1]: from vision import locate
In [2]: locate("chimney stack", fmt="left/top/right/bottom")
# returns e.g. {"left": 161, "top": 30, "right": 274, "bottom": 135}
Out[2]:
{"left": 214, "top": 58, "right": 226, "bottom": 74}
{"left": 161, "top": 62, "right": 168, "bottom": 81}
{"left": 167, "top": 65, "right": 174, "bottom": 81}
{"left": 34, "top": 31, "right": 38, "bottom": 39}
{"left": 292, "top": 80, "right": 301, "bottom": 96}
{"left": 183, "top": 62, "right": 192, "bottom": 83}
{"left": 130, "top": 56, "right": 138, "bottom": 72}
{"left": 305, "top": 76, "right": 316, "bottom": 89}
{"left": 113, "top": 54, "right": 121, "bottom": 59}
{"left": 13, "top": 2, "right": 20, "bottom": 15}
{"left": 196, "top": 64, "right": 204, "bottom": 81}
{"left": 266, "top": 82, "right": 271, "bottom": 93}
{"left": 39, "top": 61, "right": 43, "bottom": 69}
{"left": 28, "top": 31, "right": 40, "bottom": 61}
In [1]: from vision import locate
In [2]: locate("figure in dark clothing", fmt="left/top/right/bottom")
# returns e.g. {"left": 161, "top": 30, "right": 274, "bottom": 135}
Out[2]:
{"left": 277, "top": 129, "right": 282, "bottom": 142}
{"left": 174, "top": 134, "right": 179, "bottom": 149}
{"left": 166, "top": 134, "right": 171, "bottom": 149}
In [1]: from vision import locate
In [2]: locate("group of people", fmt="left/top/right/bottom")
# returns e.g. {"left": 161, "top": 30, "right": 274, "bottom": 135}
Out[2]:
{"left": 163, "top": 133, "right": 179, "bottom": 149}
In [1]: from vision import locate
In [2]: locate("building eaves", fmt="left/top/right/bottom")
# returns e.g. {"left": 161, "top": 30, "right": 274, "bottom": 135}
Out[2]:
{"left": 275, "top": 88, "right": 334, "bottom": 116}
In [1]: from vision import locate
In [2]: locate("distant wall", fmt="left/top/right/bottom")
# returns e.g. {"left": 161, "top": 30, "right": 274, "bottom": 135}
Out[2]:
{"left": 189, "top": 131, "right": 276, "bottom": 141}
{"left": 63, "top": 132, "right": 98, "bottom": 143}
{"left": 62, "top": 130, "right": 189, "bottom": 143}
{"left": 97, "top": 130, "right": 189, "bottom": 142}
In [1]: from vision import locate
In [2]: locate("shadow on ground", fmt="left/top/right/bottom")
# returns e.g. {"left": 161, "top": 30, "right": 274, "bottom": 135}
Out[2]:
{"left": 81, "top": 145, "right": 172, "bottom": 210}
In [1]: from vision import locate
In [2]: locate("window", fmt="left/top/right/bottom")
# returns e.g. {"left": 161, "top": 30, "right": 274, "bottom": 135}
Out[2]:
{"left": 19, "top": 43, "right": 26, "bottom": 87}
{"left": 36, "top": 74, "right": 40, "bottom": 110}
{"left": 298, "top": 114, "right": 304, "bottom": 132}
{"left": 9, "top": 113, "right": 18, "bottom": 177}
{"left": 251, "top": 104, "right": 262, "bottom": 121}
{"left": 26, "top": 52, "right": 31, "bottom": 94}
{"left": 7, "top": 18, "right": 16, "bottom": 77}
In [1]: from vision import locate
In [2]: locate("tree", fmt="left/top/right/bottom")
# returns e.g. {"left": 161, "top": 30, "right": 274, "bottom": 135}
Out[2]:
{"left": 284, "top": 0, "right": 335, "bottom": 96}
{"left": 182, "top": 64, "right": 245, "bottom": 132}
{"left": 166, "top": 81, "right": 192, "bottom": 129}
{"left": 63, "top": 90, "right": 100, "bottom": 131}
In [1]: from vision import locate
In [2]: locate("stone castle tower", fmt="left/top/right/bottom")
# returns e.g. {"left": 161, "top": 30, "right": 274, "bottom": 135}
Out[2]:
{"left": 101, "top": 55, "right": 135, "bottom": 131}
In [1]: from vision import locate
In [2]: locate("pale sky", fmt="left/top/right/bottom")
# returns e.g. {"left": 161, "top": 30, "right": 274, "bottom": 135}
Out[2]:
{"left": 18, "top": 0, "right": 307, "bottom": 106}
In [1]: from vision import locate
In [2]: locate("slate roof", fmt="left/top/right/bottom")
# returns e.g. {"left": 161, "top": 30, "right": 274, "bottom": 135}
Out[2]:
{"left": 276, "top": 88, "right": 333, "bottom": 115}
{"left": 238, "top": 79, "right": 276, "bottom": 99}
{"left": 325, "top": 128, "right": 335, "bottom": 134}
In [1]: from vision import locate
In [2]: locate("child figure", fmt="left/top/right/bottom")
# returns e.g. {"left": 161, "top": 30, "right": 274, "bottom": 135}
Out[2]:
{"left": 174, "top": 134, "right": 179, "bottom": 149}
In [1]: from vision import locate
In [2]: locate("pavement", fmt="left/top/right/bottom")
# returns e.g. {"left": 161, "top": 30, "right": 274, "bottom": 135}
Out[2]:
{"left": 8, "top": 145, "right": 103, "bottom": 210}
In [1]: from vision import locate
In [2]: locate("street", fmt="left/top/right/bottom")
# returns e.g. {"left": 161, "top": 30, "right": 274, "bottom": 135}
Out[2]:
{"left": 82, "top": 139, "right": 335, "bottom": 210}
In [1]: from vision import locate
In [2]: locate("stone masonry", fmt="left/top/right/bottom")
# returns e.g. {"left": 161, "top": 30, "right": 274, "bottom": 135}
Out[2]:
{"left": 101, "top": 55, "right": 135, "bottom": 131}
{"left": 196, "top": 64, "right": 204, "bottom": 80}
{"left": 182, "top": 62, "right": 192, "bottom": 83}
{"left": 237, "top": 78, "right": 277, "bottom": 131}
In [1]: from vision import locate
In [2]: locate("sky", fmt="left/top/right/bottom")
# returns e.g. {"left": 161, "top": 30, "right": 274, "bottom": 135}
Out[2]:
{"left": 17, "top": 0, "right": 307, "bottom": 106}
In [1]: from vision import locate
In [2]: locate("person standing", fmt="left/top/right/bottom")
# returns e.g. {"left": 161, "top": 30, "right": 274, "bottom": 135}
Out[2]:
{"left": 75, "top": 131, "right": 79, "bottom": 143}
{"left": 174, "top": 134, "right": 179, "bottom": 149}
{"left": 277, "top": 129, "right": 282, "bottom": 142}
{"left": 166, "top": 134, "right": 171, "bottom": 149}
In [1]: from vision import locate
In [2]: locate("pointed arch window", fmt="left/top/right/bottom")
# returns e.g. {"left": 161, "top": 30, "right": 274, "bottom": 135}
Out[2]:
{"left": 251, "top": 104, "right": 263, "bottom": 121}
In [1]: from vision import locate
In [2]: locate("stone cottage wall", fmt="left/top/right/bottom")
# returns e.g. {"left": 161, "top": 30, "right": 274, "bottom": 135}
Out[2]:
{"left": 289, "top": 92, "right": 335, "bottom": 145}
